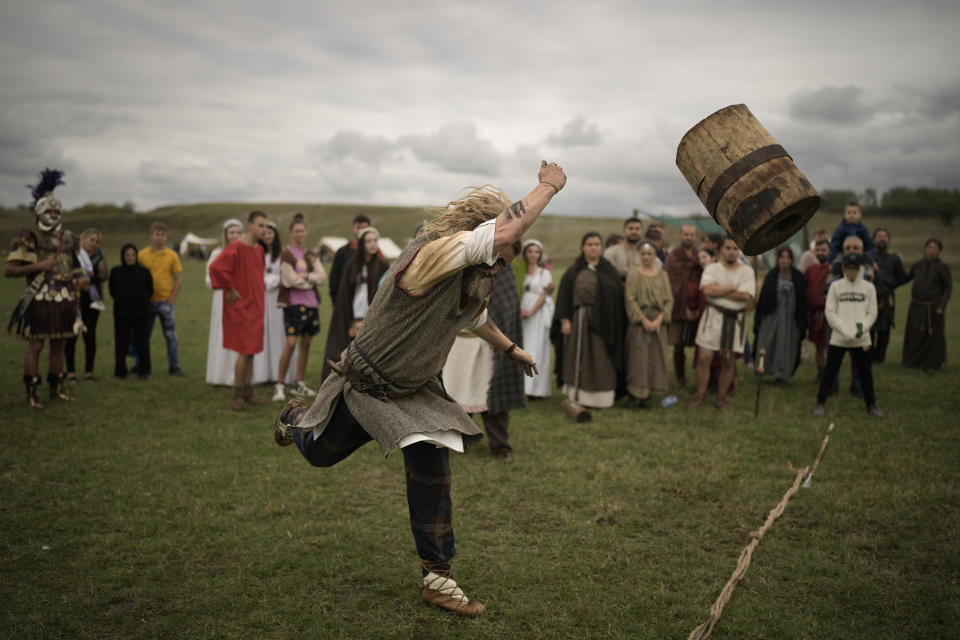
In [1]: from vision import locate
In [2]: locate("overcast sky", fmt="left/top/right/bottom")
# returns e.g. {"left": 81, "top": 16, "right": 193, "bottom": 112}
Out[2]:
{"left": 1, "top": 0, "right": 958, "bottom": 217}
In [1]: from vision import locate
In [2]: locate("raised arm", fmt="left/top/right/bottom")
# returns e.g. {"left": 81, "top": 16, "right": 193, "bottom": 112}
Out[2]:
{"left": 492, "top": 161, "right": 566, "bottom": 255}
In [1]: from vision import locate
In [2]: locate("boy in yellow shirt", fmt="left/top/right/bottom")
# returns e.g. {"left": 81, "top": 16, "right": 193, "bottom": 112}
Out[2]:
{"left": 136, "top": 222, "right": 183, "bottom": 376}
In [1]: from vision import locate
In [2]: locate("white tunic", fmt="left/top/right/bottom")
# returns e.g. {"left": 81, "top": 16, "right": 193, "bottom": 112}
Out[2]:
{"left": 520, "top": 267, "right": 554, "bottom": 397}
{"left": 695, "top": 261, "right": 756, "bottom": 353}
{"left": 252, "top": 253, "right": 296, "bottom": 384}
{"left": 205, "top": 248, "right": 239, "bottom": 386}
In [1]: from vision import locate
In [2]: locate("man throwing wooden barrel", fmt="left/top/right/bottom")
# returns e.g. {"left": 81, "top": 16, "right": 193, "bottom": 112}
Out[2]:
{"left": 272, "top": 161, "right": 566, "bottom": 616}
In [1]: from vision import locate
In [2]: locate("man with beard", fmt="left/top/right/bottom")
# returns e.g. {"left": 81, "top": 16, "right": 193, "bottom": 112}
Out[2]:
{"left": 828, "top": 235, "right": 875, "bottom": 396}
{"left": 328, "top": 214, "right": 370, "bottom": 304}
{"left": 803, "top": 239, "right": 831, "bottom": 381}
{"left": 902, "top": 238, "right": 951, "bottom": 370}
{"left": 603, "top": 216, "right": 644, "bottom": 281}
{"left": 701, "top": 232, "right": 723, "bottom": 257}
{"left": 665, "top": 224, "right": 701, "bottom": 388}
{"left": 689, "top": 236, "right": 755, "bottom": 409}
{"left": 871, "top": 228, "right": 908, "bottom": 363}
{"left": 5, "top": 169, "right": 87, "bottom": 408}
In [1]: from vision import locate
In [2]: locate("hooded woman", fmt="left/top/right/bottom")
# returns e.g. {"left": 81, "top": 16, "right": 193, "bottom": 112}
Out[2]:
{"left": 205, "top": 219, "right": 244, "bottom": 385}
{"left": 753, "top": 246, "right": 807, "bottom": 383}
{"left": 554, "top": 231, "right": 625, "bottom": 408}
{"left": 322, "top": 227, "right": 390, "bottom": 379}
{"left": 108, "top": 244, "right": 153, "bottom": 379}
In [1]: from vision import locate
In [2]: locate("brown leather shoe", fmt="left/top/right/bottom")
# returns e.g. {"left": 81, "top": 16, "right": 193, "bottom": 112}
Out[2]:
{"left": 421, "top": 574, "right": 485, "bottom": 617}
{"left": 244, "top": 385, "right": 268, "bottom": 405}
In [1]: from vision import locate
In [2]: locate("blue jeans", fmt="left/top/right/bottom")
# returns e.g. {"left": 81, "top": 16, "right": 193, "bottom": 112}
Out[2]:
{"left": 130, "top": 301, "right": 179, "bottom": 368}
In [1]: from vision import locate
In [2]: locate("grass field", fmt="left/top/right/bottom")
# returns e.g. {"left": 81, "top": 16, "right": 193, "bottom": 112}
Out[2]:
{"left": 1, "top": 203, "right": 958, "bottom": 639}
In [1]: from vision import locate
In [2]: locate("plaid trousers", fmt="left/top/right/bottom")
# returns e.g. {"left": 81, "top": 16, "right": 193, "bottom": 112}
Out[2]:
{"left": 292, "top": 398, "right": 455, "bottom": 564}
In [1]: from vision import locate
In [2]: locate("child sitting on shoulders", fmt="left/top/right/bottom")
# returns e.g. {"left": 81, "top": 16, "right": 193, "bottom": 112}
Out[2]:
{"left": 828, "top": 202, "right": 875, "bottom": 263}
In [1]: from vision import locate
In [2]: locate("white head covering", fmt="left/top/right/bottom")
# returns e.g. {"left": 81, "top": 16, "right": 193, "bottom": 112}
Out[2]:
{"left": 358, "top": 226, "right": 379, "bottom": 240}
{"left": 522, "top": 238, "right": 545, "bottom": 264}
{"left": 222, "top": 218, "right": 243, "bottom": 247}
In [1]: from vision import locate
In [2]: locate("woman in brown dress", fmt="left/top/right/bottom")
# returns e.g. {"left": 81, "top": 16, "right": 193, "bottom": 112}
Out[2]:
{"left": 624, "top": 241, "right": 673, "bottom": 408}
{"left": 555, "top": 232, "right": 624, "bottom": 408}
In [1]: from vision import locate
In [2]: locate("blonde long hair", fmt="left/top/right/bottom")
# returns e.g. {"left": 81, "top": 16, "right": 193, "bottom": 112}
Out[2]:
{"left": 422, "top": 185, "right": 511, "bottom": 237}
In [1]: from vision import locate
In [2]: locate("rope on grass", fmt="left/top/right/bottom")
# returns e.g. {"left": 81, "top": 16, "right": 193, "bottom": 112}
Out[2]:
{"left": 688, "top": 422, "right": 838, "bottom": 640}
{"left": 687, "top": 466, "right": 809, "bottom": 640}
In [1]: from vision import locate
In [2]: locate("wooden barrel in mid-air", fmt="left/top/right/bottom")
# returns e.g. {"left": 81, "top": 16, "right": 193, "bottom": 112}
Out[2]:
{"left": 676, "top": 104, "right": 820, "bottom": 255}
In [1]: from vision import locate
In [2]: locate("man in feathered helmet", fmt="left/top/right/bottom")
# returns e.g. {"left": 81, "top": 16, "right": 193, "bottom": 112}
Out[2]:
{"left": 5, "top": 169, "right": 88, "bottom": 408}
{"left": 271, "top": 161, "right": 565, "bottom": 616}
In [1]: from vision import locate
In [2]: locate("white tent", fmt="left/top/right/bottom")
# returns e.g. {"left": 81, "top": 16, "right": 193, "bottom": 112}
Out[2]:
{"left": 377, "top": 237, "right": 402, "bottom": 260}
{"left": 315, "top": 235, "right": 402, "bottom": 261}
{"left": 180, "top": 232, "right": 219, "bottom": 257}
{"left": 317, "top": 236, "right": 349, "bottom": 254}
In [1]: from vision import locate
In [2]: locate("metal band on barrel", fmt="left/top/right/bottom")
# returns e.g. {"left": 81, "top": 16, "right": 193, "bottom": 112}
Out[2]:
{"left": 705, "top": 144, "right": 791, "bottom": 219}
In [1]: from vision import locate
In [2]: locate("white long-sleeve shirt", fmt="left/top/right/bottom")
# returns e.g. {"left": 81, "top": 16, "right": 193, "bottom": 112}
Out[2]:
{"left": 825, "top": 266, "right": 877, "bottom": 348}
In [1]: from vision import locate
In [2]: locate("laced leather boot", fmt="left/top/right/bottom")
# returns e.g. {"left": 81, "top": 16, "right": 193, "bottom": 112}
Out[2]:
{"left": 48, "top": 372, "right": 76, "bottom": 402}
{"left": 24, "top": 375, "right": 44, "bottom": 410}
{"left": 420, "top": 562, "right": 485, "bottom": 617}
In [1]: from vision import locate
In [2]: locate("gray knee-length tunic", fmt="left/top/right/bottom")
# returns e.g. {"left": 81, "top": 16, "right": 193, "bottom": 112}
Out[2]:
{"left": 300, "top": 232, "right": 489, "bottom": 455}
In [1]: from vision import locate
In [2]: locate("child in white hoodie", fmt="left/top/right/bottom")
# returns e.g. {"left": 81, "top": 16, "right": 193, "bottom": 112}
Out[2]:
{"left": 814, "top": 253, "right": 884, "bottom": 418}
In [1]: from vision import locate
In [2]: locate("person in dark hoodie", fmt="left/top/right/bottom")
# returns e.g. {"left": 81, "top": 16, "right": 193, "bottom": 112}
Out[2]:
{"left": 753, "top": 246, "right": 807, "bottom": 383}
{"left": 109, "top": 244, "right": 153, "bottom": 379}
{"left": 322, "top": 226, "right": 390, "bottom": 379}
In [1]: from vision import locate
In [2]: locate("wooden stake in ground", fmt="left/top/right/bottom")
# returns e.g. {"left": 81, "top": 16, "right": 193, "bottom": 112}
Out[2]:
{"left": 803, "top": 422, "right": 835, "bottom": 488}
{"left": 559, "top": 306, "right": 591, "bottom": 422}
{"left": 753, "top": 349, "right": 766, "bottom": 418}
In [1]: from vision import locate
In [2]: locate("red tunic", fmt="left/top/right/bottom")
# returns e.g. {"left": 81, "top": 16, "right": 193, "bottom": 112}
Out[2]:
{"left": 804, "top": 262, "right": 831, "bottom": 347}
{"left": 209, "top": 240, "right": 265, "bottom": 355}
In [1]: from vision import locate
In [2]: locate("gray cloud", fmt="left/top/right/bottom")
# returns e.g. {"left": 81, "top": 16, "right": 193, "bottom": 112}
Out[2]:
{"left": 325, "top": 131, "right": 397, "bottom": 166}
{"left": 912, "top": 79, "right": 960, "bottom": 119}
{"left": 315, "top": 122, "right": 503, "bottom": 177}
{"left": 2, "top": 2, "right": 959, "bottom": 215}
{"left": 546, "top": 117, "right": 603, "bottom": 148}
{"left": 789, "top": 86, "right": 875, "bottom": 126}
{"left": 400, "top": 123, "right": 502, "bottom": 175}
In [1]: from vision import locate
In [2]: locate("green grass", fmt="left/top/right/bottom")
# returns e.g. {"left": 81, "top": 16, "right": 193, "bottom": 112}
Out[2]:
{"left": 1, "top": 204, "right": 958, "bottom": 639}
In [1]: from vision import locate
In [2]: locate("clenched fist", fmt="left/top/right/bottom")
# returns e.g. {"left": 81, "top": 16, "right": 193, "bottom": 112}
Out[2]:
{"left": 539, "top": 161, "right": 566, "bottom": 193}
